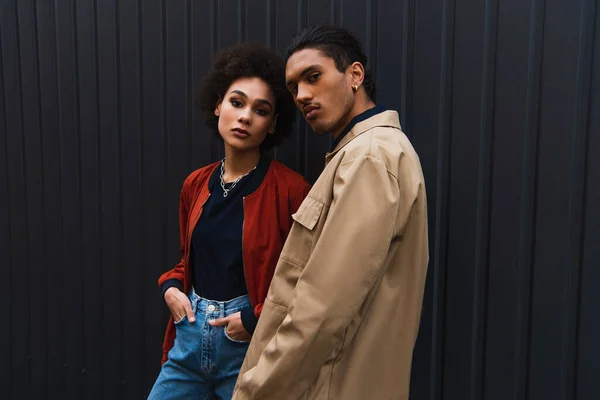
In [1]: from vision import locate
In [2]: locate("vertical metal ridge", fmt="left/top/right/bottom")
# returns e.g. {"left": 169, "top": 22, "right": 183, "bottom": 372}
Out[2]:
{"left": 266, "top": 0, "right": 271, "bottom": 46}
{"left": 138, "top": 0, "right": 146, "bottom": 154}
{"left": 0, "top": 11, "right": 14, "bottom": 390}
{"left": 514, "top": 0, "right": 546, "bottom": 398}
{"left": 297, "top": 0, "right": 303, "bottom": 32}
{"left": 71, "top": 0, "right": 85, "bottom": 393}
{"left": 400, "top": 0, "right": 408, "bottom": 126}
{"left": 372, "top": 0, "right": 378, "bottom": 80}
{"left": 238, "top": 0, "right": 246, "bottom": 42}
{"left": 31, "top": 0, "right": 50, "bottom": 392}
{"left": 271, "top": 0, "right": 277, "bottom": 49}
{"left": 14, "top": 6, "right": 32, "bottom": 394}
{"left": 186, "top": 0, "right": 193, "bottom": 170}
{"left": 189, "top": 0, "right": 197, "bottom": 167}
{"left": 574, "top": 4, "right": 598, "bottom": 399}
{"left": 210, "top": 0, "right": 221, "bottom": 158}
{"left": 92, "top": 0, "right": 102, "bottom": 268}
{"left": 268, "top": 0, "right": 277, "bottom": 160}
{"left": 562, "top": 1, "right": 597, "bottom": 398}
{"left": 114, "top": 0, "right": 125, "bottom": 391}
{"left": 470, "top": 0, "right": 498, "bottom": 398}
{"left": 329, "top": 0, "right": 336, "bottom": 25}
{"left": 90, "top": 0, "right": 103, "bottom": 392}
{"left": 400, "top": 0, "right": 415, "bottom": 132}
{"left": 297, "top": 0, "right": 308, "bottom": 177}
{"left": 50, "top": 0, "right": 67, "bottom": 392}
{"left": 334, "top": 0, "right": 341, "bottom": 30}
{"left": 136, "top": 0, "right": 147, "bottom": 395}
{"left": 366, "top": 0, "right": 371, "bottom": 58}
{"left": 432, "top": 0, "right": 456, "bottom": 398}
{"left": 93, "top": 0, "right": 106, "bottom": 394}
{"left": 401, "top": 0, "right": 408, "bottom": 124}
{"left": 210, "top": 0, "right": 217, "bottom": 54}
{"left": 161, "top": 0, "right": 170, "bottom": 271}
{"left": 365, "top": 0, "right": 378, "bottom": 76}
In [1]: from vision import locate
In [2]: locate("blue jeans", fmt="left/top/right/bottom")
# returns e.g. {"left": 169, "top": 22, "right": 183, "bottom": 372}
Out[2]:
{"left": 148, "top": 291, "right": 251, "bottom": 400}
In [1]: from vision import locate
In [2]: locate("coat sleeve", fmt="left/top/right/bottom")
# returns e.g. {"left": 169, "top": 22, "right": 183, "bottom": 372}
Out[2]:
{"left": 234, "top": 156, "right": 411, "bottom": 399}
{"left": 157, "top": 177, "right": 192, "bottom": 293}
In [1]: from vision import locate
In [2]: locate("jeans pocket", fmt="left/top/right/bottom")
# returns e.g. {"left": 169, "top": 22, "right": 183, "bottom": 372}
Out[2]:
{"left": 174, "top": 315, "right": 188, "bottom": 325}
{"left": 223, "top": 328, "right": 250, "bottom": 344}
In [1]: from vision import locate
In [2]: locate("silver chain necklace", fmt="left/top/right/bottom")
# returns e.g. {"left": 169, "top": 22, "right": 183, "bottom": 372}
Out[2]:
{"left": 219, "top": 158, "right": 257, "bottom": 197}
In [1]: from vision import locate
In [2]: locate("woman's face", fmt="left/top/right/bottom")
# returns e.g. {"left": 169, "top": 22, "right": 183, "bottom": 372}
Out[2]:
{"left": 215, "top": 77, "right": 277, "bottom": 152}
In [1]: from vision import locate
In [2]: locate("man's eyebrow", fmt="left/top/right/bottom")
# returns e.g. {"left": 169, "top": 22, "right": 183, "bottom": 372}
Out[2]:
{"left": 286, "top": 65, "right": 320, "bottom": 86}
{"left": 230, "top": 90, "right": 273, "bottom": 108}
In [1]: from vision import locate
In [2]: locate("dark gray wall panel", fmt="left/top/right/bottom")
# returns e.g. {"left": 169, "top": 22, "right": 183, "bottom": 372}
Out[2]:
{"left": 0, "top": 0, "right": 598, "bottom": 398}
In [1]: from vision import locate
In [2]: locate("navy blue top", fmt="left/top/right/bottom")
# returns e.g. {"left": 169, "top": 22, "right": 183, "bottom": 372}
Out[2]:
{"left": 331, "top": 105, "right": 387, "bottom": 151}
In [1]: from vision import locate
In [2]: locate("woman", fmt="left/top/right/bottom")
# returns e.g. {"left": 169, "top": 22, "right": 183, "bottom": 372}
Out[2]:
{"left": 148, "top": 43, "right": 310, "bottom": 399}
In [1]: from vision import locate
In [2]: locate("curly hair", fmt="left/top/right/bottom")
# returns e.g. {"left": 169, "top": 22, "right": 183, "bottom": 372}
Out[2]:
{"left": 285, "top": 25, "right": 377, "bottom": 102}
{"left": 197, "top": 43, "right": 296, "bottom": 150}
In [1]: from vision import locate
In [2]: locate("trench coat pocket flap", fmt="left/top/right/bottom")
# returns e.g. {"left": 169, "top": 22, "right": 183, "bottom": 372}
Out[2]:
{"left": 291, "top": 196, "right": 324, "bottom": 231}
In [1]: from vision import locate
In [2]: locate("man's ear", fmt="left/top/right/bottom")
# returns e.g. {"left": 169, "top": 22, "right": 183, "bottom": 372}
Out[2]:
{"left": 348, "top": 61, "right": 365, "bottom": 89}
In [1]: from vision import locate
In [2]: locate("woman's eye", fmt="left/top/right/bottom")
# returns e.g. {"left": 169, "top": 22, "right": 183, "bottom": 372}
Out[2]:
{"left": 231, "top": 100, "right": 242, "bottom": 107}
{"left": 255, "top": 109, "right": 268, "bottom": 116}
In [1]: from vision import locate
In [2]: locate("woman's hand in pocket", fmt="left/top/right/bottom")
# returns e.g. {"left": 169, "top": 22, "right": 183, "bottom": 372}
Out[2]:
{"left": 164, "top": 287, "right": 195, "bottom": 323}
{"left": 210, "top": 311, "right": 251, "bottom": 341}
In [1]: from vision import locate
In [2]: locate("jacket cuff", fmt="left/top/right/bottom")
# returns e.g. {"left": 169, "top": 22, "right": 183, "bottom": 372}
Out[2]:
{"left": 161, "top": 279, "right": 184, "bottom": 298}
{"left": 240, "top": 306, "right": 259, "bottom": 335}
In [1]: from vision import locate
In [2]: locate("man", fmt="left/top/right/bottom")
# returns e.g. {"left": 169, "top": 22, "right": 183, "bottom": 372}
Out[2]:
{"left": 232, "top": 25, "right": 429, "bottom": 400}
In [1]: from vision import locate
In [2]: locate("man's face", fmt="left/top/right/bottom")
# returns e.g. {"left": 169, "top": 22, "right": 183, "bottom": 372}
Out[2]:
{"left": 285, "top": 48, "right": 355, "bottom": 137}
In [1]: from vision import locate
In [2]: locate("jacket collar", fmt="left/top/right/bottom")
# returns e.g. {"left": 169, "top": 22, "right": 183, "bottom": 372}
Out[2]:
{"left": 331, "top": 105, "right": 387, "bottom": 151}
{"left": 325, "top": 110, "right": 402, "bottom": 161}
{"left": 187, "top": 155, "right": 272, "bottom": 241}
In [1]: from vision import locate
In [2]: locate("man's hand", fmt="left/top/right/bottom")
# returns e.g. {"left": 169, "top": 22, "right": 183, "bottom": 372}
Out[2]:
{"left": 210, "top": 311, "right": 251, "bottom": 341}
{"left": 164, "top": 287, "right": 195, "bottom": 323}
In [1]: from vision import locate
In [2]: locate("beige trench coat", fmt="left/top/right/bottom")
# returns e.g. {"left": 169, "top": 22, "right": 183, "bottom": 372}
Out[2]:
{"left": 232, "top": 111, "right": 429, "bottom": 400}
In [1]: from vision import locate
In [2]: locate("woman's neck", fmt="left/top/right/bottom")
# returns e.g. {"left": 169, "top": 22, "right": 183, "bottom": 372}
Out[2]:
{"left": 222, "top": 146, "right": 260, "bottom": 182}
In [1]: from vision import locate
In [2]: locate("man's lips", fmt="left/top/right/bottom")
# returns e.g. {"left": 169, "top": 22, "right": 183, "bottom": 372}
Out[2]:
{"left": 303, "top": 105, "right": 319, "bottom": 119}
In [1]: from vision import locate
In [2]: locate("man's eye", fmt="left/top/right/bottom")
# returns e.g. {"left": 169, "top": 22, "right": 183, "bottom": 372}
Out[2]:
{"left": 308, "top": 73, "right": 320, "bottom": 82}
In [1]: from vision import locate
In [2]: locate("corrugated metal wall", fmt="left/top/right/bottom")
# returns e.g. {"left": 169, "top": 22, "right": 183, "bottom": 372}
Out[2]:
{"left": 1, "top": 0, "right": 598, "bottom": 399}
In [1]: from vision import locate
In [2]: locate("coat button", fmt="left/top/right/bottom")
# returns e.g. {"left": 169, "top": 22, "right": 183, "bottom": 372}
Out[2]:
{"left": 207, "top": 304, "right": 216, "bottom": 312}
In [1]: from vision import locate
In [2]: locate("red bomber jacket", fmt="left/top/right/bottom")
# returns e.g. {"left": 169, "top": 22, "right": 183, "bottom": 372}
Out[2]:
{"left": 157, "top": 159, "right": 310, "bottom": 364}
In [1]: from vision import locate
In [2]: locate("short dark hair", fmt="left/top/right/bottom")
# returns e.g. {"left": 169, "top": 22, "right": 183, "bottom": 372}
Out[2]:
{"left": 285, "top": 25, "right": 377, "bottom": 101}
{"left": 197, "top": 43, "right": 296, "bottom": 150}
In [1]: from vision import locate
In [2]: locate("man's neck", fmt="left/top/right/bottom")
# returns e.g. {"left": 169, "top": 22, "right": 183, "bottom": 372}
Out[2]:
{"left": 331, "top": 97, "right": 376, "bottom": 140}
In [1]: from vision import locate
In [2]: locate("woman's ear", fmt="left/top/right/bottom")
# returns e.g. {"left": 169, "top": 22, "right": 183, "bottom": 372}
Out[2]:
{"left": 268, "top": 114, "right": 278, "bottom": 135}
{"left": 214, "top": 96, "right": 222, "bottom": 116}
